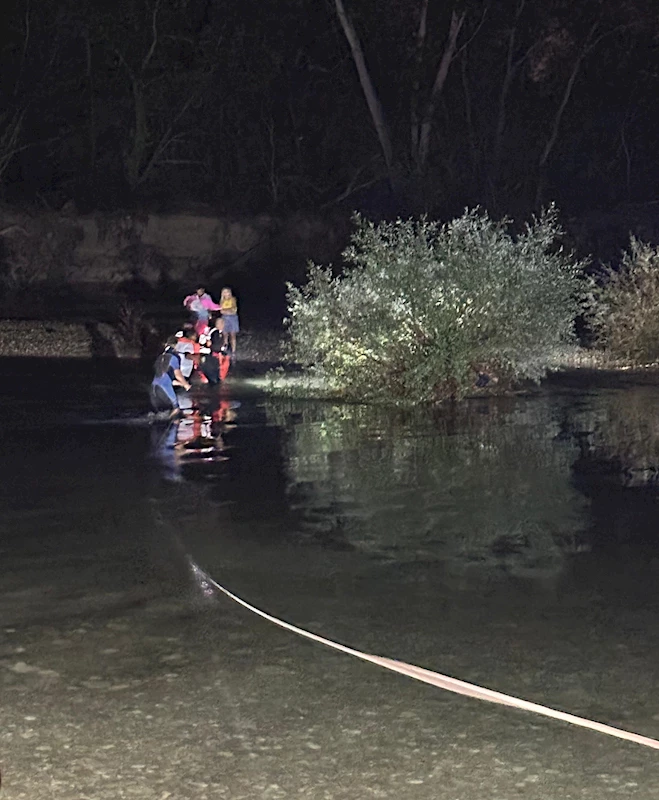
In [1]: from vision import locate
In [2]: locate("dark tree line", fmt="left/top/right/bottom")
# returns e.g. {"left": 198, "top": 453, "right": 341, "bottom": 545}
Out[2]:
{"left": 1, "top": 0, "right": 658, "bottom": 218}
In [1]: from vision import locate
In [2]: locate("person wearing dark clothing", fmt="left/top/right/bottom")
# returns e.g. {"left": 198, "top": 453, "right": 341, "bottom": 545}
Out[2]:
{"left": 199, "top": 317, "right": 232, "bottom": 384}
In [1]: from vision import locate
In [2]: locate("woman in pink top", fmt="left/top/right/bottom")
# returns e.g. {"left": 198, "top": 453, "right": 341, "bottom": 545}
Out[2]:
{"left": 183, "top": 286, "right": 221, "bottom": 334}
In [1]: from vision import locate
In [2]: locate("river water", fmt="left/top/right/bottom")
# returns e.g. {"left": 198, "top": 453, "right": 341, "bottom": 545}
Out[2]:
{"left": 1, "top": 359, "right": 659, "bottom": 799}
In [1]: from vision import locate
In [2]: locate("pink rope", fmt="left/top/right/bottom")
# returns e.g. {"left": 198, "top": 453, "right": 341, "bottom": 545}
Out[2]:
{"left": 189, "top": 559, "right": 659, "bottom": 751}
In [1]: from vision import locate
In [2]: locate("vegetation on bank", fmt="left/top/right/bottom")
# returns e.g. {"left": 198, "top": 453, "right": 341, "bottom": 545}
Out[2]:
{"left": 279, "top": 209, "right": 659, "bottom": 404}
{"left": 585, "top": 237, "right": 659, "bottom": 366}
{"left": 283, "top": 208, "right": 586, "bottom": 402}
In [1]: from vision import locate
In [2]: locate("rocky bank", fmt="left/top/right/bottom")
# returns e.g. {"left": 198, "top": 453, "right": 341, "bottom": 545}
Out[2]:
{"left": 0, "top": 206, "right": 347, "bottom": 293}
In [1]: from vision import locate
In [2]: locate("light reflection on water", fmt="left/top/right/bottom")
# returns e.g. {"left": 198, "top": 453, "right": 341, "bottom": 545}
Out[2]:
{"left": 4, "top": 370, "right": 659, "bottom": 621}
{"left": 154, "top": 386, "right": 659, "bottom": 582}
{"left": 4, "top": 369, "right": 659, "bottom": 793}
{"left": 267, "top": 398, "right": 589, "bottom": 578}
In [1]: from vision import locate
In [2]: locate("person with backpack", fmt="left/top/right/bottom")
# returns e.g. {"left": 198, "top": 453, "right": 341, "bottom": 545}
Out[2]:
{"left": 150, "top": 335, "right": 191, "bottom": 415}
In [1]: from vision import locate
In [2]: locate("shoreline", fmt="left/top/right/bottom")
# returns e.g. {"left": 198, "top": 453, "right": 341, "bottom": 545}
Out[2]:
{"left": 0, "top": 320, "right": 285, "bottom": 363}
{"left": 4, "top": 319, "right": 659, "bottom": 397}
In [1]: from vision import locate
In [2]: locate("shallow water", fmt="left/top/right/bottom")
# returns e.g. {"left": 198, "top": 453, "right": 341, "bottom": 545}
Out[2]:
{"left": 2, "top": 360, "right": 659, "bottom": 798}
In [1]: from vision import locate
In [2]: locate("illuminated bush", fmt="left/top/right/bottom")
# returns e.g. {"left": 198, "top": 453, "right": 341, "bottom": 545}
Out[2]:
{"left": 285, "top": 207, "right": 585, "bottom": 401}
{"left": 587, "top": 238, "right": 659, "bottom": 365}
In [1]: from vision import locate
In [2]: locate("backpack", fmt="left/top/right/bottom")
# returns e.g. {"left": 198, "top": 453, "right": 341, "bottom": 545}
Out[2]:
{"left": 153, "top": 347, "right": 180, "bottom": 378}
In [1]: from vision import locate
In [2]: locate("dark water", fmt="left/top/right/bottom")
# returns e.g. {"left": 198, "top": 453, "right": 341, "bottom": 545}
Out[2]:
{"left": 3, "top": 359, "right": 659, "bottom": 798}
{"left": 3, "top": 358, "right": 659, "bottom": 643}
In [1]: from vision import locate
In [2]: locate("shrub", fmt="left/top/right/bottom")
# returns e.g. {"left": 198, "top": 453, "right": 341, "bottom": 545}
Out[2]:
{"left": 116, "top": 297, "right": 146, "bottom": 347}
{"left": 285, "top": 207, "right": 586, "bottom": 402}
{"left": 586, "top": 237, "right": 659, "bottom": 365}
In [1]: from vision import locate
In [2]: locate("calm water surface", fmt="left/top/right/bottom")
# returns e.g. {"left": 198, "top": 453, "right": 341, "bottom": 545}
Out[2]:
{"left": 2, "top": 359, "right": 659, "bottom": 798}
{"left": 2, "top": 359, "right": 659, "bottom": 649}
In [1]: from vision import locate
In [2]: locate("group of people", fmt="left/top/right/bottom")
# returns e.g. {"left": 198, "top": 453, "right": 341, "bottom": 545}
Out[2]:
{"left": 150, "top": 285, "right": 240, "bottom": 416}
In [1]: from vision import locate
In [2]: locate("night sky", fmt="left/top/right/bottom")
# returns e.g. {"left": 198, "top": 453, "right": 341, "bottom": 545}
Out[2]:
{"left": 1, "top": 0, "right": 658, "bottom": 221}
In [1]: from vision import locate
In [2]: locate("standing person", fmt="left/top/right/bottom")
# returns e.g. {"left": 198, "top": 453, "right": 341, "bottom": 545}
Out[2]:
{"left": 210, "top": 316, "right": 232, "bottom": 381}
{"left": 219, "top": 286, "right": 239, "bottom": 354}
{"left": 183, "top": 286, "right": 221, "bottom": 335}
{"left": 150, "top": 336, "right": 191, "bottom": 417}
{"left": 199, "top": 317, "right": 231, "bottom": 384}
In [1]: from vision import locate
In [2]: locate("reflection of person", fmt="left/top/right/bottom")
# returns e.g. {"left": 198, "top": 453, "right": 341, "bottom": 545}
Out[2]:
{"left": 150, "top": 420, "right": 183, "bottom": 482}
{"left": 150, "top": 336, "right": 191, "bottom": 416}
{"left": 213, "top": 398, "right": 239, "bottom": 424}
{"left": 151, "top": 393, "right": 239, "bottom": 481}
{"left": 219, "top": 287, "right": 239, "bottom": 354}
{"left": 183, "top": 286, "right": 221, "bottom": 335}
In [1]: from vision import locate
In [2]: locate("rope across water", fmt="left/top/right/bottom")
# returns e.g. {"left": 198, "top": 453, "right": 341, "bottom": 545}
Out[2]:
{"left": 188, "top": 557, "right": 659, "bottom": 753}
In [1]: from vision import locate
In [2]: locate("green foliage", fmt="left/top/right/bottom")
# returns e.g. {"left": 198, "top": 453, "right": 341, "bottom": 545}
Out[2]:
{"left": 285, "top": 207, "right": 585, "bottom": 402}
{"left": 586, "top": 237, "right": 659, "bottom": 365}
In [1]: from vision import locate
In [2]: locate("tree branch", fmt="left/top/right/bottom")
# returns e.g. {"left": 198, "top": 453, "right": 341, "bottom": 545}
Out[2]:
{"left": 141, "top": 0, "right": 161, "bottom": 73}
{"left": 411, "top": 0, "right": 430, "bottom": 155}
{"left": 490, "top": 0, "right": 527, "bottom": 200}
{"left": 455, "top": 4, "right": 489, "bottom": 58}
{"left": 137, "top": 91, "right": 199, "bottom": 186}
{"left": 334, "top": 0, "right": 394, "bottom": 178}
{"left": 319, "top": 157, "right": 380, "bottom": 208}
{"left": 14, "top": 1, "right": 31, "bottom": 97}
{"left": 417, "top": 10, "right": 466, "bottom": 170}
{"left": 535, "top": 20, "right": 604, "bottom": 208}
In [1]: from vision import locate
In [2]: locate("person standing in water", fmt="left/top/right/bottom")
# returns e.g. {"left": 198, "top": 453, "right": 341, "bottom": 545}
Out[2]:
{"left": 150, "top": 336, "right": 191, "bottom": 417}
{"left": 199, "top": 317, "right": 231, "bottom": 384}
{"left": 183, "top": 286, "right": 221, "bottom": 335}
{"left": 219, "top": 286, "right": 239, "bottom": 355}
{"left": 174, "top": 328, "right": 200, "bottom": 383}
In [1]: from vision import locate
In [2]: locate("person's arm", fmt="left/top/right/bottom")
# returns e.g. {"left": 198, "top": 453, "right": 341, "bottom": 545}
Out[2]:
{"left": 220, "top": 297, "right": 237, "bottom": 314}
{"left": 172, "top": 368, "right": 191, "bottom": 391}
{"left": 201, "top": 294, "right": 222, "bottom": 311}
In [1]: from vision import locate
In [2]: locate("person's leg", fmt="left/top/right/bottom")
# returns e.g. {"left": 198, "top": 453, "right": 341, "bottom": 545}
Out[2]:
{"left": 150, "top": 385, "right": 161, "bottom": 411}
{"left": 162, "top": 381, "right": 179, "bottom": 410}
{"left": 151, "top": 382, "right": 178, "bottom": 412}
{"left": 202, "top": 354, "right": 220, "bottom": 385}
{"left": 219, "top": 353, "right": 231, "bottom": 380}
{"left": 224, "top": 314, "right": 238, "bottom": 353}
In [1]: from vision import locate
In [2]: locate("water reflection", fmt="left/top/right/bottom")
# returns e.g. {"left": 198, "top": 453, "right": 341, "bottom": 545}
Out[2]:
{"left": 149, "top": 391, "right": 239, "bottom": 482}
{"left": 266, "top": 397, "right": 590, "bottom": 578}
{"left": 570, "top": 387, "right": 659, "bottom": 486}
{"left": 150, "top": 385, "right": 659, "bottom": 587}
